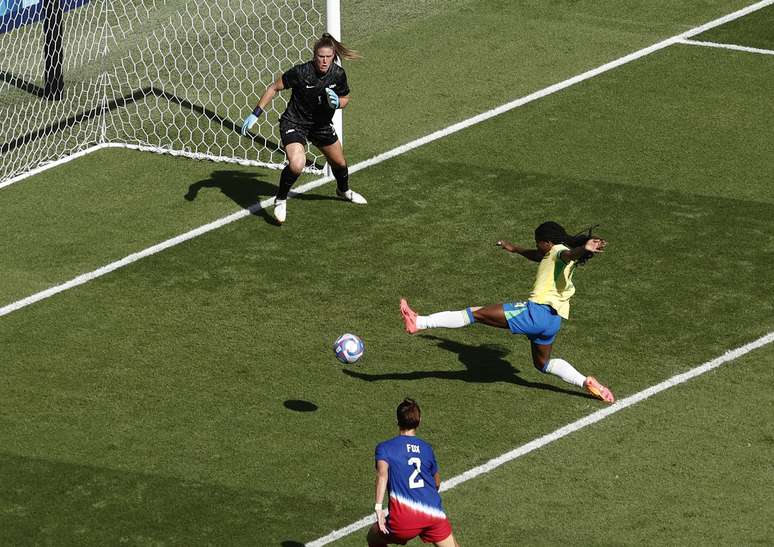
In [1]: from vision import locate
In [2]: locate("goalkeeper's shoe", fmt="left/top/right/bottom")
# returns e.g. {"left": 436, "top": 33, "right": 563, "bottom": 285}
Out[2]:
{"left": 336, "top": 188, "right": 367, "bottom": 204}
{"left": 274, "top": 199, "right": 287, "bottom": 224}
{"left": 400, "top": 298, "right": 419, "bottom": 334}
{"left": 584, "top": 376, "right": 615, "bottom": 404}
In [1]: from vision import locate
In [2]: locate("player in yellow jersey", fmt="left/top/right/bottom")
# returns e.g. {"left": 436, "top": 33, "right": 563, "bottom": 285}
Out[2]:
{"left": 400, "top": 221, "right": 614, "bottom": 403}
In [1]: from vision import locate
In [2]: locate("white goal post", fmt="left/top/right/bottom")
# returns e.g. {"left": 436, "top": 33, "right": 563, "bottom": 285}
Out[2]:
{"left": 0, "top": 0, "right": 343, "bottom": 188}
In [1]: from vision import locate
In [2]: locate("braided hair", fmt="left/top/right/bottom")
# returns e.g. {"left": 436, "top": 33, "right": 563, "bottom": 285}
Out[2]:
{"left": 534, "top": 221, "right": 601, "bottom": 265}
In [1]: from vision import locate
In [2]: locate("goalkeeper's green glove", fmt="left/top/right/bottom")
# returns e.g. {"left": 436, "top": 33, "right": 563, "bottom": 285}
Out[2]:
{"left": 240, "top": 106, "right": 263, "bottom": 135}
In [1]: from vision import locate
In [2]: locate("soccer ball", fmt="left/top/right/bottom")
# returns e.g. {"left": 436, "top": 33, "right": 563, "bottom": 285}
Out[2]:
{"left": 333, "top": 333, "right": 364, "bottom": 364}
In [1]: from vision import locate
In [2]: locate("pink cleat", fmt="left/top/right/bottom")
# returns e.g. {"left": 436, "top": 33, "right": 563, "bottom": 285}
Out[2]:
{"left": 400, "top": 298, "right": 419, "bottom": 334}
{"left": 584, "top": 376, "right": 615, "bottom": 404}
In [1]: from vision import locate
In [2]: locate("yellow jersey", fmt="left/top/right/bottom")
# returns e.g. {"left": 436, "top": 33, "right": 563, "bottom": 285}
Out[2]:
{"left": 528, "top": 244, "right": 577, "bottom": 319}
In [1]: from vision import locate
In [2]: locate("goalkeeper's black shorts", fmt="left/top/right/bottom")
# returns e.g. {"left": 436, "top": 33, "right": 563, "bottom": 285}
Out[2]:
{"left": 279, "top": 118, "right": 338, "bottom": 148}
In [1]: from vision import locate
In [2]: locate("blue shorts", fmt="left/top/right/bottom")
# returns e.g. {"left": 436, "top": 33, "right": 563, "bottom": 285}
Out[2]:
{"left": 503, "top": 301, "right": 561, "bottom": 345}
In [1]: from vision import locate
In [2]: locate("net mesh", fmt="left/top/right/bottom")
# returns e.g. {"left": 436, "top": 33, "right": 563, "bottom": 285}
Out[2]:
{"left": 1, "top": 0, "right": 326, "bottom": 186}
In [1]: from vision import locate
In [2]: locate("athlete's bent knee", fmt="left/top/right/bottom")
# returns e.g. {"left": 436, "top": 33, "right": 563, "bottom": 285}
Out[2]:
{"left": 287, "top": 159, "right": 305, "bottom": 175}
{"left": 531, "top": 343, "right": 551, "bottom": 372}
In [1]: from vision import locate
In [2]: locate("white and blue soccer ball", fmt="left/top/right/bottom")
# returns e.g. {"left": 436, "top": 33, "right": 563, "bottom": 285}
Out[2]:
{"left": 333, "top": 333, "right": 365, "bottom": 364}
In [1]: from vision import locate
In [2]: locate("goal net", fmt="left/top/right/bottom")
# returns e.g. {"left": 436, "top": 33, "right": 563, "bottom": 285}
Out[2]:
{"left": 1, "top": 0, "right": 328, "bottom": 187}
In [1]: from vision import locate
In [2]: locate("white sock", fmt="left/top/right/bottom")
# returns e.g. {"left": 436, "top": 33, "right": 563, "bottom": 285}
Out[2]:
{"left": 544, "top": 358, "right": 586, "bottom": 387}
{"left": 416, "top": 309, "right": 473, "bottom": 330}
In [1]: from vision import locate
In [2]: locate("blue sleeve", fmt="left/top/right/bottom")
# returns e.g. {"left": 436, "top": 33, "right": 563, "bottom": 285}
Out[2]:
{"left": 375, "top": 442, "right": 389, "bottom": 467}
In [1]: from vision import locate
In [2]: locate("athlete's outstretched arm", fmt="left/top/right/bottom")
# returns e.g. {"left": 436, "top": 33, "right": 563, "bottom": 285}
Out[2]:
{"left": 496, "top": 240, "right": 543, "bottom": 262}
{"left": 434, "top": 471, "right": 441, "bottom": 489}
{"left": 560, "top": 238, "right": 607, "bottom": 263}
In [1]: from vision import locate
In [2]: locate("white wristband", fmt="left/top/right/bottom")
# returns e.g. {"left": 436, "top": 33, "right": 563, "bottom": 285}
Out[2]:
{"left": 374, "top": 504, "right": 383, "bottom": 512}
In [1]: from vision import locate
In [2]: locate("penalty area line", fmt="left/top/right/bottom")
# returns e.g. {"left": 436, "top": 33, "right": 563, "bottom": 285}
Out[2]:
{"left": 305, "top": 331, "right": 774, "bottom": 547}
{"left": 1, "top": 0, "right": 772, "bottom": 320}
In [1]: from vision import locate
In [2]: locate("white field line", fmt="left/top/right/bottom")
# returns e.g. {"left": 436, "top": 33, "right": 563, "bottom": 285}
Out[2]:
{"left": 0, "top": 143, "right": 313, "bottom": 193}
{"left": 0, "top": 143, "right": 110, "bottom": 190}
{"left": 334, "top": 0, "right": 774, "bottom": 177}
{"left": 1, "top": 0, "right": 772, "bottom": 320}
{"left": 678, "top": 38, "right": 774, "bottom": 56}
{"left": 0, "top": 175, "right": 334, "bottom": 318}
{"left": 305, "top": 331, "right": 774, "bottom": 547}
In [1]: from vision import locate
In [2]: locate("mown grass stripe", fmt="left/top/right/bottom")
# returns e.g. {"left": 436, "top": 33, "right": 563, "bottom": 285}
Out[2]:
{"left": 2, "top": 0, "right": 772, "bottom": 321}
{"left": 306, "top": 331, "right": 774, "bottom": 546}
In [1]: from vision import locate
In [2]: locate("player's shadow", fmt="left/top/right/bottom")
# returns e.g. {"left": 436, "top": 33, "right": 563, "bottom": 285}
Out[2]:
{"left": 343, "top": 335, "right": 592, "bottom": 400}
{"left": 184, "top": 170, "right": 337, "bottom": 225}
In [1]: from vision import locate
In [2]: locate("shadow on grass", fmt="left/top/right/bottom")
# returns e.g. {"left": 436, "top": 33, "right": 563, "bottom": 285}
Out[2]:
{"left": 343, "top": 334, "right": 593, "bottom": 400}
{"left": 0, "top": 451, "right": 320, "bottom": 545}
{"left": 0, "top": 69, "right": 45, "bottom": 98}
{"left": 184, "top": 169, "right": 339, "bottom": 225}
{"left": 283, "top": 399, "right": 319, "bottom": 412}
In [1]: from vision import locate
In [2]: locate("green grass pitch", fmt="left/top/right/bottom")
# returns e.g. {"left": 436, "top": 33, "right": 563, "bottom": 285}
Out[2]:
{"left": 1, "top": 1, "right": 773, "bottom": 545}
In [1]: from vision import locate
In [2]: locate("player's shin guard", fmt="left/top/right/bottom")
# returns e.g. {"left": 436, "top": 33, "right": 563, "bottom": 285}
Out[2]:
{"left": 277, "top": 166, "right": 300, "bottom": 200}
{"left": 331, "top": 164, "right": 349, "bottom": 193}
{"left": 543, "top": 358, "right": 586, "bottom": 387}
{"left": 416, "top": 309, "right": 474, "bottom": 330}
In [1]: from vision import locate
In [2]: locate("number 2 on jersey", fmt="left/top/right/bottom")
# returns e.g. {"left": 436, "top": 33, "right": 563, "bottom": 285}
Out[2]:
{"left": 407, "top": 457, "right": 425, "bottom": 489}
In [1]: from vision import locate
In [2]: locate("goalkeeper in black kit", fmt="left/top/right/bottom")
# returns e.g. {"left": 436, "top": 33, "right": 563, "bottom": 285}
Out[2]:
{"left": 241, "top": 33, "right": 366, "bottom": 224}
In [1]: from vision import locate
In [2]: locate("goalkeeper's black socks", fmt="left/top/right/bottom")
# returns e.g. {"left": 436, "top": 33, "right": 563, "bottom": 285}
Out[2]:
{"left": 331, "top": 164, "right": 349, "bottom": 193}
{"left": 277, "top": 164, "right": 349, "bottom": 199}
{"left": 276, "top": 166, "right": 300, "bottom": 200}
